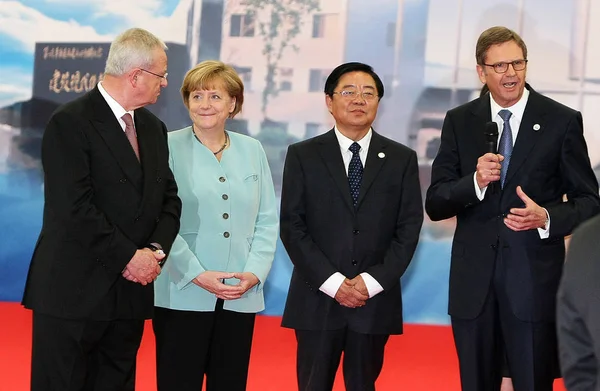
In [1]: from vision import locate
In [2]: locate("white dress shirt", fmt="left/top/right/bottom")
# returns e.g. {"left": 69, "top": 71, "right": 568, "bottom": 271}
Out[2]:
{"left": 97, "top": 81, "right": 135, "bottom": 131}
{"left": 318, "top": 127, "right": 385, "bottom": 299}
{"left": 474, "top": 88, "right": 550, "bottom": 238}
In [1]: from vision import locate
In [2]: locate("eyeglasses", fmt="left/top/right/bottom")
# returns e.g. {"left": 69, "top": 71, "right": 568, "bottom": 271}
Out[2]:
{"left": 140, "top": 68, "right": 168, "bottom": 80}
{"left": 482, "top": 59, "right": 528, "bottom": 74}
{"left": 333, "top": 90, "right": 378, "bottom": 101}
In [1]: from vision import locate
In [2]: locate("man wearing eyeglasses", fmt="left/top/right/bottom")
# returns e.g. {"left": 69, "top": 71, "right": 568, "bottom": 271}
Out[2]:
{"left": 281, "top": 62, "right": 423, "bottom": 391}
{"left": 426, "top": 26, "right": 600, "bottom": 391}
{"left": 22, "top": 28, "right": 181, "bottom": 391}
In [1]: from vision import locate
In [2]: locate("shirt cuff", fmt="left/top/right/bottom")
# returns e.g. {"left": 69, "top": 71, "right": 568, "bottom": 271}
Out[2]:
{"left": 474, "top": 172, "right": 487, "bottom": 200}
{"left": 360, "top": 272, "right": 384, "bottom": 298}
{"left": 537, "top": 208, "right": 550, "bottom": 239}
{"left": 319, "top": 272, "right": 346, "bottom": 299}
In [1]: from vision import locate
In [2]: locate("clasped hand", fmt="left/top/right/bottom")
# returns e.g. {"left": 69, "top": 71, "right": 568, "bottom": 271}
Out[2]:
{"left": 335, "top": 276, "right": 369, "bottom": 308}
{"left": 122, "top": 248, "right": 163, "bottom": 285}
{"left": 193, "top": 271, "right": 259, "bottom": 300}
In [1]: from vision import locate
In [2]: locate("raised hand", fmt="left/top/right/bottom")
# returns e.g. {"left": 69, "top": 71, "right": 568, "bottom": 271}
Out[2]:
{"left": 504, "top": 186, "right": 548, "bottom": 232}
{"left": 476, "top": 153, "right": 504, "bottom": 189}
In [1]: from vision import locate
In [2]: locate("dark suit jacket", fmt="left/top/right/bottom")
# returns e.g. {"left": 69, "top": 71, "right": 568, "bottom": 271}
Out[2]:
{"left": 557, "top": 214, "right": 600, "bottom": 391}
{"left": 22, "top": 87, "right": 181, "bottom": 320}
{"left": 280, "top": 129, "right": 423, "bottom": 335}
{"left": 425, "top": 86, "right": 600, "bottom": 322}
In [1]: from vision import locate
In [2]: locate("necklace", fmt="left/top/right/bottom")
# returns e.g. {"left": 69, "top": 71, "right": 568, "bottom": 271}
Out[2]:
{"left": 193, "top": 130, "right": 229, "bottom": 155}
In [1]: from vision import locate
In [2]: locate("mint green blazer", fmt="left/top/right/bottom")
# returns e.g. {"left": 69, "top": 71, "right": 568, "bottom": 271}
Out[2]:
{"left": 154, "top": 127, "right": 279, "bottom": 313}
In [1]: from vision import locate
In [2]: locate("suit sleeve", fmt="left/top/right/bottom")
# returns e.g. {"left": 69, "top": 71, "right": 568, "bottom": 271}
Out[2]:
{"left": 364, "top": 150, "right": 424, "bottom": 289}
{"left": 243, "top": 141, "right": 279, "bottom": 290}
{"left": 163, "top": 234, "right": 206, "bottom": 290}
{"left": 557, "top": 224, "right": 599, "bottom": 391}
{"left": 146, "top": 121, "right": 182, "bottom": 254}
{"left": 42, "top": 111, "right": 137, "bottom": 274}
{"left": 280, "top": 145, "right": 340, "bottom": 288}
{"left": 556, "top": 286, "right": 597, "bottom": 391}
{"left": 160, "top": 143, "right": 203, "bottom": 289}
{"left": 545, "top": 112, "right": 600, "bottom": 238}
{"left": 425, "top": 111, "right": 482, "bottom": 221}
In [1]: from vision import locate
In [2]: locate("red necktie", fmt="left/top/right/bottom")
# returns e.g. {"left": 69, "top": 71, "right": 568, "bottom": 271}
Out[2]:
{"left": 121, "top": 113, "right": 140, "bottom": 161}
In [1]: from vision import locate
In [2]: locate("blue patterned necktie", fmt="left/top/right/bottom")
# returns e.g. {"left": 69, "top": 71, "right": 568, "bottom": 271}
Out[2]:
{"left": 498, "top": 109, "right": 513, "bottom": 188}
{"left": 348, "top": 142, "right": 363, "bottom": 206}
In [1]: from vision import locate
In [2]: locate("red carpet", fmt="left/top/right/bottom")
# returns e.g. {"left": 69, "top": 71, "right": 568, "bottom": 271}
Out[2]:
{"left": 0, "top": 302, "right": 565, "bottom": 390}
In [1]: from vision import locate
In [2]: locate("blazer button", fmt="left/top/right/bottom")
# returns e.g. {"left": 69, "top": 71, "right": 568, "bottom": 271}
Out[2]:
{"left": 219, "top": 176, "right": 226, "bottom": 183}
{"left": 222, "top": 213, "right": 229, "bottom": 219}
{"left": 155, "top": 217, "right": 160, "bottom": 223}
{"left": 119, "top": 178, "right": 127, "bottom": 183}
{"left": 134, "top": 217, "right": 140, "bottom": 222}
{"left": 352, "top": 259, "right": 357, "bottom": 266}
{"left": 156, "top": 177, "right": 162, "bottom": 182}
{"left": 223, "top": 232, "right": 230, "bottom": 238}
{"left": 222, "top": 194, "right": 228, "bottom": 200}
{"left": 353, "top": 230, "right": 360, "bottom": 235}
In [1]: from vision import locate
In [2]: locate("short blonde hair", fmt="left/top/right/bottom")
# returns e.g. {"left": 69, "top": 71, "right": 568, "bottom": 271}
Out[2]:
{"left": 180, "top": 60, "right": 244, "bottom": 118}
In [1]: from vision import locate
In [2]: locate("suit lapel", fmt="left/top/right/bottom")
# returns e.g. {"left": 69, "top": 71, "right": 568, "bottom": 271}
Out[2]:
{"left": 504, "top": 88, "right": 547, "bottom": 186}
{"left": 136, "top": 110, "right": 159, "bottom": 213}
{"left": 317, "top": 130, "right": 355, "bottom": 212}
{"left": 470, "top": 94, "right": 494, "bottom": 158}
{"left": 89, "top": 87, "right": 143, "bottom": 191}
{"left": 356, "top": 131, "right": 387, "bottom": 209}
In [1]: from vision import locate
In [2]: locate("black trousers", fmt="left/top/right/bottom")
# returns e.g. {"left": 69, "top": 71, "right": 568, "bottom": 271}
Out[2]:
{"left": 153, "top": 301, "right": 256, "bottom": 391}
{"left": 452, "top": 251, "right": 559, "bottom": 391}
{"left": 295, "top": 327, "right": 389, "bottom": 391}
{"left": 31, "top": 312, "right": 144, "bottom": 391}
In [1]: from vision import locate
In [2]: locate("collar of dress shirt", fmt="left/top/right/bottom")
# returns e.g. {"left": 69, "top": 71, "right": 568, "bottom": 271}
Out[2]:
{"left": 333, "top": 126, "right": 372, "bottom": 155}
{"left": 489, "top": 86, "right": 530, "bottom": 124}
{"left": 97, "top": 81, "right": 135, "bottom": 131}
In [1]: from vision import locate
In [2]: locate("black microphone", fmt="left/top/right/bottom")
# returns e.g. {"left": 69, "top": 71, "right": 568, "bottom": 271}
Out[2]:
{"left": 484, "top": 122, "right": 499, "bottom": 194}
{"left": 484, "top": 121, "right": 498, "bottom": 154}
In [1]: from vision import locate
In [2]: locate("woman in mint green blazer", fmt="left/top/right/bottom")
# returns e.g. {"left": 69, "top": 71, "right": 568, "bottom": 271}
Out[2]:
{"left": 153, "top": 60, "right": 279, "bottom": 391}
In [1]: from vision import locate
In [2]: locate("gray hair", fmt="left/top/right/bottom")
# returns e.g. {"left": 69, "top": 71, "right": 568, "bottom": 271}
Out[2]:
{"left": 104, "top": 28, "right": 167, "bottom": 76}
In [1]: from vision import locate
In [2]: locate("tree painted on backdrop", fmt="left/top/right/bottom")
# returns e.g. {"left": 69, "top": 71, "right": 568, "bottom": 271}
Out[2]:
{"left": 237, "top": 0, "right": 320, "bottom": 192}
{"left": 242, "top": 0, "right": 320, "bottom": 120}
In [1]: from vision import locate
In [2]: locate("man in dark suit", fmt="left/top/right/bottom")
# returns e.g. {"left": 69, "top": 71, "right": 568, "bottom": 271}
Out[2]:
{"left": 426, "top": 26, "right": 600, "bottom": 391}
{"left": 22, "top": 28, "right": 181, "bottom": 391}
{"left": 280, "top": 62, "right": 423, "bottom": 391}
{"left": 557, "top": 214, "right": 600, "bottom": 391}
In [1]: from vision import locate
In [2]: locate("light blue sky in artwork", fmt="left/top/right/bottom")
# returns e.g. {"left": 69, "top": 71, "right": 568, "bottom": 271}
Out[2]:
{"left": 0, "top": 0, "right": 596, "bottom": 108}
{"left": 0, "top": 0, "right": 187, "bottom": 107}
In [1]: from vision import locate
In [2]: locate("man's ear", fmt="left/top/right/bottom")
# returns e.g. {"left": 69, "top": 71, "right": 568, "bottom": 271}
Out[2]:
{"left": 129, "top": 69, "right": 141, "bottom": 86}
{"left": 476, "top": 64, "right": 487, "bottom": 84}
{"left": 325, "top": 94, "right": 333, "bottom": 114}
